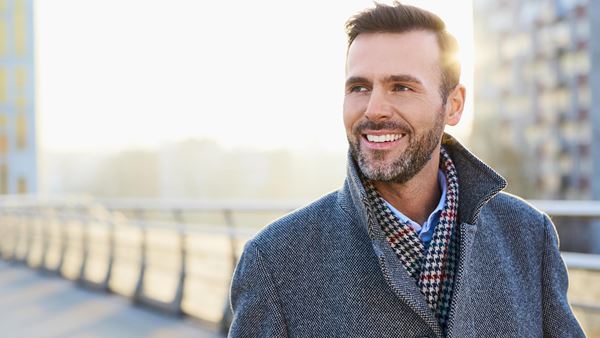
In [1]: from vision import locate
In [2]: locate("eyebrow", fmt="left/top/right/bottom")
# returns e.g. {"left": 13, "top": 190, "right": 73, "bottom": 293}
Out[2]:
{"left": 345, "top": 74, "right": 423, "bottom": 87}
{"left": 384, "top": 74, "right": 423, "bottom": 86}
{"left": 345, "top": 76, "right": 370, "bottom": 88}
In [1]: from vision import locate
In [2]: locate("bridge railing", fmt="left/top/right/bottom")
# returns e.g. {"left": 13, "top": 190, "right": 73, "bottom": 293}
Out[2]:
{"left": 0, "top": 196, "right": 301, "bottom": 333}
{"left": 0, "top": 196, "right": 599, "bottom": 335}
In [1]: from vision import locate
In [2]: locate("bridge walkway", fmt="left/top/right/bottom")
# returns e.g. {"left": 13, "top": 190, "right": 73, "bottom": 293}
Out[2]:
{"left": 0, "top": 260, "right": 224, "bottom": 338}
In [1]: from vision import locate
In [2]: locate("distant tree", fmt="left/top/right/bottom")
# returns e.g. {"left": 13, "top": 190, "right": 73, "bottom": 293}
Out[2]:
{"left": 90, "top": 150, "right": 160, "bottom": 197}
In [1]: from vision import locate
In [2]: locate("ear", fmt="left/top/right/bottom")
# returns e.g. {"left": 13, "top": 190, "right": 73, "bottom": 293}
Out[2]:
{"left": 444, "top": 84, "right": 466, "bottom": 126}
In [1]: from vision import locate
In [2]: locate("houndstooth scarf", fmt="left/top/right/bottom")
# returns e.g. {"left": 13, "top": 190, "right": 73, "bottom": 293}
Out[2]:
{"left": 363, "top": 147, "right": 459, "bottom": 332}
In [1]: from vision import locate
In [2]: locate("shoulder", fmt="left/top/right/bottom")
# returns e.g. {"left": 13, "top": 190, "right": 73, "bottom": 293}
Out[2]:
{"left": 482, "top": 191, "right": 547, "bottom": 224}
{"left": 477, "top": 191, "right": 551, "bottom": 249}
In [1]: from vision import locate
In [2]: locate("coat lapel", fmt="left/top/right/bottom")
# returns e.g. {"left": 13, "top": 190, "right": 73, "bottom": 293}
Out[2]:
{"left": 446, "top": 223, "right": 478, "bottom": 337}
{"left": 369, "top": 216, "right": 445, "bottom": 337}
{"left": 340, "top": 155, "right": 442, "bottom": 334}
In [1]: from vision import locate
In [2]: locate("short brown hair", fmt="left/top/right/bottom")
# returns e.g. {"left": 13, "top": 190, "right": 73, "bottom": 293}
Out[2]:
{"left": 345, "top": 1, "right": 460, "bottom": 100}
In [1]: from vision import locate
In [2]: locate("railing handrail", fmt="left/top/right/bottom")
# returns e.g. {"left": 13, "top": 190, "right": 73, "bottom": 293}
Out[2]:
{"left": 5, "top": 195, "right": 600, "bottom": 216}
{"left": 0, "top": 195, "right": 303, "bottom": 212}
{"left": 98, "top": 198, "right": 303, "bottom": 212}
{"left": 561, "top": 252, "right": 600, "bottom": 271}
{"left": 529, "top": 200, "right": 600, "bottom": 217}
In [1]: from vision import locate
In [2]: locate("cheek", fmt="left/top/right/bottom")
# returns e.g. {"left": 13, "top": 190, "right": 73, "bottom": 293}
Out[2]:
{"left": 399, "top": 97, "right": 443, "bottom": 126}
{"left": 343, "top": 96, "right": 366, "bottom": 132}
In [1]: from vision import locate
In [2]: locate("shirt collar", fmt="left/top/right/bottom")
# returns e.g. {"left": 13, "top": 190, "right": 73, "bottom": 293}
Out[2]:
{"left": 383, "top": 169, "right": 447, "bottom": 231}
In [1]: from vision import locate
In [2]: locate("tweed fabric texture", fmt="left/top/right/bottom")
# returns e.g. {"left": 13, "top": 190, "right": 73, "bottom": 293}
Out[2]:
{"left": 228, "top": 134, "right": 585, "bottom": 338}
{"left": 363, "top": 147, "right": 459, "bottom": 332}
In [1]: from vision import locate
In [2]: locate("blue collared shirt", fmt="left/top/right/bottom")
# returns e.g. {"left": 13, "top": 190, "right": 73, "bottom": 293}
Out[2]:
{"left": 383, "top": 169, "right": 446, "bottom": 247}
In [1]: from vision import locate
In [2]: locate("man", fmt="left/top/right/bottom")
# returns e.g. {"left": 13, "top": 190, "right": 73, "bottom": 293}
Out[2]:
{"left": 229, "top": 2, "right": 584, "bottom": 337}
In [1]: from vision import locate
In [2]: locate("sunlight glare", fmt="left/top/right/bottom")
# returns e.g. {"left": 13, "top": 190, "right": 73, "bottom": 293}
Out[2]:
{"left": 36, "top": 0, "right": 473, "bottom": 152}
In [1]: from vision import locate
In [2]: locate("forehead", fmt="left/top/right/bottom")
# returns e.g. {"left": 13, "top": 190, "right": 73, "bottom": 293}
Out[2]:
{"left": 346, "top": 31, "right": 441, "bottom": 83}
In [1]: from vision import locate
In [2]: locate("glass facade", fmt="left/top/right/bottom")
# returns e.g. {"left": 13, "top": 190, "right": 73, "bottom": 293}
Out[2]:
{"left": 0, "top": 0, "right": 36, "bottom": 194}
{"left": 472, "top": 0, "right": 597, "bottom": 200}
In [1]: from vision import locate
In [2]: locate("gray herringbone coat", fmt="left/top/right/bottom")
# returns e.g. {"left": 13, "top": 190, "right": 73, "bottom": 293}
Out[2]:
{"left": 229, "top": 134, "right": 585, "bottom": 337}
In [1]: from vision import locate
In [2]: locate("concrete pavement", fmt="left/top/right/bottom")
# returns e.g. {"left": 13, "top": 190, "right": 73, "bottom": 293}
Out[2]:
{"left": 0, "top": 260, "right": 225, "bottom": 338}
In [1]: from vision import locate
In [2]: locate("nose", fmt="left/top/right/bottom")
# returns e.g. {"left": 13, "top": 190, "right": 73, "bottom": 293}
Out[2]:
{"left": 364, "top": 88, "right": 393, "bottom": 121}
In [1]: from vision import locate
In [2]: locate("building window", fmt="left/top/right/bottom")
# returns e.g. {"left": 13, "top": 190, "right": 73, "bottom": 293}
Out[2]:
{"left": 0, "top": 133, "right": 7, "bottom": 156}
{"left": 579, "top": 144, "right": 590, "bottom": 158}
{"left": 0, "top": 68, "right": 7, "bottom": 102}
{"left": 16, "top": 114, "right": 26, "bottom": 149}
{"left": 579, "top": 176, "right": 590, "bottom": 191}
{"left": 15, "top": 97, "right": 26, "bottom": 113}
{"left": 15, "top": 67, "right": 27, "bottom": 95}
{"left": 575, "top": 20, "right": 588, "bottom": 40}
{"left": 0, "top": 19, "right": 6, "bottom": 56}
{"left": 17, "top": 177, "right": 26, "bottom": 194}
{"left": 578, "top": 84, "right": 591, "bottom": 108}
{"left": 0, "top": 164, "right": 7, "bottom": 194}
{"left": 14, "top": 0, "right": 28, "bottom": 56}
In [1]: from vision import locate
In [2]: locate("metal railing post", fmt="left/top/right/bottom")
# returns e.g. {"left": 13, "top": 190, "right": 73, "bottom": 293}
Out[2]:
{"left": 220, "top": 209, "right": 237, "bottom": 334}
{"left": 19, "top": 211, "right": 33, "bottom": 266}
{"left": 12, "top": 210, "right": 27, "bottom": 263}
{"left": 103, "top": 217, "right": 116, "bottom": 291}
{"left": 133, "top": 209, "right": 147, "bottom": 303}
{"left": 0, "top": 209, "right": 6, "bottom": 259}
{"left": 223, "top": 209, "right": 238, "bottom": 276}
{"left": 9, "top": 209, "right": 20, "bottom": 262}
{"left": 56, "top": 207, "right": 69, "bottom": 275}
{"left": 40, "top": 207, "right": 51, "bottom": 272}
{"left": 172, "top": 209, "right": 186, "bottom": 315}
{"left": 24, "top": 207, "right": 36, "bottom": 266}
{"left": 78, "top": 205, "right": 90, "bottom": 284}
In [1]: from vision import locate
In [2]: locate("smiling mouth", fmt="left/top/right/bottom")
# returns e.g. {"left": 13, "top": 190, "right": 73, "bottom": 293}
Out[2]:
{"left": 364, "top": 133, "right": 406, "bottom": 143}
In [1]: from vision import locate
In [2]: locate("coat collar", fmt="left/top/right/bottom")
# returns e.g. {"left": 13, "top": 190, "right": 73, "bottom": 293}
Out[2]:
{"left": 337, "top": 133, "right": 507, "bottom": 227}
{"left": 336, "top": 133, "right": 507, "bottom": 337}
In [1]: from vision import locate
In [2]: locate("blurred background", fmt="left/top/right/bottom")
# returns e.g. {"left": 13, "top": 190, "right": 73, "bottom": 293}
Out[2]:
{"left": 0, "top": 0, "right": 599, "bottom": 337}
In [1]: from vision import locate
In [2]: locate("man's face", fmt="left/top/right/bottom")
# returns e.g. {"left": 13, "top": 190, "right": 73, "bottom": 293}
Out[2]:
{"left": 343, "top": 31, "right": 453, "bottom": 184}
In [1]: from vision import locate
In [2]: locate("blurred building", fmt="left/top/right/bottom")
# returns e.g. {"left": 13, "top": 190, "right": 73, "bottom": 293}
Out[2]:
{"left": 0, "top": 0, "right": 37, "bottom": 194}
{"left": 472, "top": 0, "right": 599, "bottom": 201}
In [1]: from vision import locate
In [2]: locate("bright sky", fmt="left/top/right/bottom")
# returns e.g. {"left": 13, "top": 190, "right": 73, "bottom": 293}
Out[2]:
{"left": 35, "top": 0, "right": 473, "bottom": 153}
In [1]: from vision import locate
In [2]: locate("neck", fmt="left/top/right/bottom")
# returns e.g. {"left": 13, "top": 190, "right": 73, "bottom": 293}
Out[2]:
{"left": 372, "top": 149, "right": 442, "bottom": 225}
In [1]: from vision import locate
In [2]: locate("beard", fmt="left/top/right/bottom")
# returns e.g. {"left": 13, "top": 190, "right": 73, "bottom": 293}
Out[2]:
{"left": 348, "top": 112, "right": 445, "bottom": 184}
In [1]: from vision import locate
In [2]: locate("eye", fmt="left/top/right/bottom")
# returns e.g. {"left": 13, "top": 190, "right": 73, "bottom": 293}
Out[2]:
{"left": 392, "top": 84, "right": 411, "bottom": 92}
{"left": 348, "top": 85, "right": 369, "bottom": 93}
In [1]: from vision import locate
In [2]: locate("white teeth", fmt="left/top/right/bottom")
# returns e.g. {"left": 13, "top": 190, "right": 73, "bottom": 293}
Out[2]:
{"left": 366, "top": 134, "right": 403, "bottom": 143}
